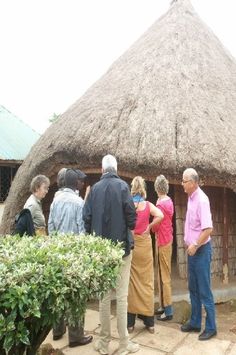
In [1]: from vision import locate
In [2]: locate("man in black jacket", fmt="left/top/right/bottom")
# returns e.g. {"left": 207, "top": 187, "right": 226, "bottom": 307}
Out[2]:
{"left": 83, "top": 155, "right": 139, "bottom": 355}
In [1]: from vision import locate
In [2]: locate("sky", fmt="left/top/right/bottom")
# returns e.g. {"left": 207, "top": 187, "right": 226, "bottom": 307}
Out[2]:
{"left": 1, "top": 0, "right": 236, "bottom": 134}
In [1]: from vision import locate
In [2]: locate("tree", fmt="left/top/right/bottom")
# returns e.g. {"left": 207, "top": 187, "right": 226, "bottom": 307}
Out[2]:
{"left": 49, "top": 113, "right": 60, "bottom": 123}
{"left": 0, "top": 234, "right": 124, "bottom": 354}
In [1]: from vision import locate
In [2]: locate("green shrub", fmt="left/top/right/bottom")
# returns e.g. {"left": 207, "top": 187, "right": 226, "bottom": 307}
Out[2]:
{"left": 0, "top": 234, "right": 124, "bottom": 355}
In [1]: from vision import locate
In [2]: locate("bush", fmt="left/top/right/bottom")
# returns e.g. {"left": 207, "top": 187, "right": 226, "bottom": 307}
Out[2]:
{"left": 0, "top": 234, "right": 124, "bottom": 355}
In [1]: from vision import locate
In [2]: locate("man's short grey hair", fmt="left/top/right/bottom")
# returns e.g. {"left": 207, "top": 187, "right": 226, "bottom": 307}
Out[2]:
{"left": 183, "top": 168, "right": 199, "bottom": 183}
{"left": 102, "top": 154, "right": 117, "bottom": 173}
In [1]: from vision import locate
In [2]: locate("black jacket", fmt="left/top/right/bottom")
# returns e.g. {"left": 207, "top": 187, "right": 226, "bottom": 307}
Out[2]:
{"left": 13, "top": 208, "right": 35, "bottom": 237}
{"left": 83, "top": 172, "right": 136, "bottom": 256}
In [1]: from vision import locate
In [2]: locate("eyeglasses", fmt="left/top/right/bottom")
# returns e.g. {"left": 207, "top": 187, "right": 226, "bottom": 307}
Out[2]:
{"left": 182, "top": 179, "right": 192, "bottom": 184}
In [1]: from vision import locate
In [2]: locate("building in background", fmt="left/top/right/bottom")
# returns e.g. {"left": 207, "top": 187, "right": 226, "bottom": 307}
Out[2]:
{"left": 1, "top": 0, "right": 236, "bottom": 288}
{"left": 0, "top": 105, "right": 40, "bottom": 221}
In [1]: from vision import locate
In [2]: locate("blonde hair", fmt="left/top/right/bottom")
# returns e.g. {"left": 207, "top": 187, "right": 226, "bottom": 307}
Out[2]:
{"left": 131, "top": 176, "right": 146, "bottom": 199}
{"left": 154, "top": 175, "right": 169, "bottom": 194}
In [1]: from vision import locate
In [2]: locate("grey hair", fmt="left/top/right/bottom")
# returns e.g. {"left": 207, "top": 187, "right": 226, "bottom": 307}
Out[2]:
{"left": 183, "top": 168, "right": 199, "bottom": 183}
{"left": 57, "top": 168, "right": 67, "bottom": 188}
{"left": 154, "top": 175, "right": 169, "bottom": 194}
{"left": 30, "top": 175, "right": 50, "bottom": 193}
{"left": 102, "top": 154, "right": 117, "bottom": 173}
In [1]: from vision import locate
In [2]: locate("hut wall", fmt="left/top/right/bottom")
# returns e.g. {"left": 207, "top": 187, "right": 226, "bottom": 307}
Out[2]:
{"left": 174, "top": 185, "right": 235, "bottom": 280}
{"left": 205, "top": 186, "right": 223, "bottom": 279}
{"left": 228, "top": 189, "right": 236, "bottom": 277}
{"left": 174, "top": 185, "right": 187, "bottom": 279}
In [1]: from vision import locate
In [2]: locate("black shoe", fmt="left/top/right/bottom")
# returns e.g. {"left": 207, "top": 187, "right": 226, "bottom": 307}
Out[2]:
{"left": 69, "top": 335, "right": 93, "bottom": 347}
{"left": 181, "top": 322, "right": 201, "bottom": 333}
{"left": 157, "top": 314, "right": 173, "bottom": 321}
{"left": 155, "top": 307, "right": 164, "bottom": 315}
{"left": 53, "top": 329, "right": 66, "bottom": 341}
{"left": 198, "top": 330, "right": 217, "bottom": 341}
{"left": 128, "top": 326, "right": 134, "bottom": 334}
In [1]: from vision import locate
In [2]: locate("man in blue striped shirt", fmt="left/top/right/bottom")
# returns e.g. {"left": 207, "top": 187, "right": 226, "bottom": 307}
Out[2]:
{"left": 48, "top": 168, "right": 93, "bottom": 348}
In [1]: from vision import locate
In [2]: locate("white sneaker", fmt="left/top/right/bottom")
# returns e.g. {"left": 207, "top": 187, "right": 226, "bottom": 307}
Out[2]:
{"left": 118, "top": 341, "right": 140, "bottom": 355}
{"left": 94, "top": 339, "right": 109, "bottom": 355}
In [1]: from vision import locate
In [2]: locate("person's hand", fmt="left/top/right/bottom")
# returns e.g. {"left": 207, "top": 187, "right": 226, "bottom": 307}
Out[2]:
{"left": 143, "top": 225, "right": 150, "bottom": 236}
{"left": 84, "top": 185, "right": 91, "bottom": 201}
{"left": 85, "top": 185, "right": 91, "bottom": 195}
{"left": 187, "top": 244, "right": 197, "bottom": 256}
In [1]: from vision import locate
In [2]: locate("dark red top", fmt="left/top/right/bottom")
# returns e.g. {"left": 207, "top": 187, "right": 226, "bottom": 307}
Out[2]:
{"left": 134, "top": 201, "right": 150, "bottom": 235}
{"left": 153, "top": 198, "right": 174, "bottom": 246}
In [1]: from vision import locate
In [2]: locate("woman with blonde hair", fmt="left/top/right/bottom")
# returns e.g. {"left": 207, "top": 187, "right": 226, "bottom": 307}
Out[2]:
{"left": 153, "top": 175, "right": 174, "bottom": 321}
{"left": 127, "top": 176, "right": 163, "bottom": 333}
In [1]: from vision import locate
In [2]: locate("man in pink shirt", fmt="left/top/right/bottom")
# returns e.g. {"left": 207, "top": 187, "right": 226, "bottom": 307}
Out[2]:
{"left": 181, "top": 168, "right": 217, "bottom": 340}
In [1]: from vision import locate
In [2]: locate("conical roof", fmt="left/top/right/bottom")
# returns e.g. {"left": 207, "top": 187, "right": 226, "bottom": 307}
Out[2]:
{"left": 1, "top": 0, "right": 236, "bottom": 233}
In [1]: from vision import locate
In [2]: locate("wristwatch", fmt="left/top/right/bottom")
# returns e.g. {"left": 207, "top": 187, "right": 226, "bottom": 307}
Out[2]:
{"left": 193, "top": 241, "right": 199, "bottom": 249}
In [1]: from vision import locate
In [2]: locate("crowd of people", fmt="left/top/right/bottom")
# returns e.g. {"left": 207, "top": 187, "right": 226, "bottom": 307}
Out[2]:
{"left": 22, "top": 155, "right": 217, "bottom": 354}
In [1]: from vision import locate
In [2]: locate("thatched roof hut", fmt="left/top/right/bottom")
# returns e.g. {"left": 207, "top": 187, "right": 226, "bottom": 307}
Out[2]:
{"left": 1, "top": 0, "right": 236, "bottom": 283}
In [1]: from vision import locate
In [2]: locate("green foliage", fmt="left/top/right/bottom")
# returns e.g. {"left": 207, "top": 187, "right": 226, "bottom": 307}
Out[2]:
{"left": 0, "top": 234, "right": 124, "bottom": 354}
{"left": 49, "top": 113, "right": 60, "bottom": 123}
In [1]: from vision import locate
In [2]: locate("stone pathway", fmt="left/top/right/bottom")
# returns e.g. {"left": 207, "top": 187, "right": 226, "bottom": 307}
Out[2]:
{"left": 44, "top": 309, "right": 236, "bottom": 354}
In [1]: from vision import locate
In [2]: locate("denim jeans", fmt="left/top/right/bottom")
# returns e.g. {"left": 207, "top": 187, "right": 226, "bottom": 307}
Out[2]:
{"left": 188, "top": 242, "right": 216, "bottom": 332}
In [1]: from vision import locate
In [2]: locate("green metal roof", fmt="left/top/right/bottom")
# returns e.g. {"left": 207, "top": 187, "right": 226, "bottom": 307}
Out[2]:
{"left": 0, "top": 105, "right": 40, "bottom": 160}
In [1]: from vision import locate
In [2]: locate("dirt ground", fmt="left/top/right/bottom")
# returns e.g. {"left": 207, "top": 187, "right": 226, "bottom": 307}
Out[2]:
{"left": 212, "top": 302, "right": 236, "bottom": 342}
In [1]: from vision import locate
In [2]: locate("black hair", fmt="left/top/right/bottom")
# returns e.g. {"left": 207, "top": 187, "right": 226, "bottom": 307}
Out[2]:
{"left": 64, "top": 169, "right": 79, "bottom": 190}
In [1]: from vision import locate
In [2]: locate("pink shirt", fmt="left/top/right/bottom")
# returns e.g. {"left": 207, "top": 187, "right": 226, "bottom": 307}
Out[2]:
{"left": 153, "top": 198, "right": 174, "bottom": 246}
{"left": 184, "top": 187, "right": 212, "bottom": 246}
{"left": 134, "top": 201, "right": 150, "bottom": 235}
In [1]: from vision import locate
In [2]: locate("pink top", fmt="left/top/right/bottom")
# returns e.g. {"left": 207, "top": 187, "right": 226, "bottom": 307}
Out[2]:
{"left": 184, "top": 187, "right": 212, "bottom": 246}
{"left": 134, "top": 201, "right": 150, "bottom": 235}
{"left": 153, "top": 198, "right": 174, "bottom": 246}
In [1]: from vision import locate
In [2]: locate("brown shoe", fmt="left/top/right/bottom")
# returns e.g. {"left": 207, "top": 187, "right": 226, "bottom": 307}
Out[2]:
{"left": 69, "top": 335, "right": 93, "bottom": 347}
{"left": 146, "top": 326, "right": 155, "bottom": 334}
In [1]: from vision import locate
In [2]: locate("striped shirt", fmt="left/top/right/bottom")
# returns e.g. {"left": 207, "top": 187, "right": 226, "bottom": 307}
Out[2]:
{"left": 48, "top": 188, "right": 85, "bottom": 235}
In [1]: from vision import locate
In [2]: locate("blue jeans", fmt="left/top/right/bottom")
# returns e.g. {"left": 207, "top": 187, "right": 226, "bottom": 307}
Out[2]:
{"left": 188, "top": 242, "right": 216, "bottom": 332}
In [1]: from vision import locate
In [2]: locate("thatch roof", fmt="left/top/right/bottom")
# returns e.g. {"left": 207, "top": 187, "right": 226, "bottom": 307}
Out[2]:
{"left": 1, "top": 0, "right": 236, "bottom": 233}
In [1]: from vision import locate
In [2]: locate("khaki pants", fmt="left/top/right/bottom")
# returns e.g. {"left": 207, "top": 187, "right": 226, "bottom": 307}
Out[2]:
{"left": 157, "top": 243, "right": 172, "bottom": 308}
{"left": 98, "top": 253, "right": 132, "bottom": 353}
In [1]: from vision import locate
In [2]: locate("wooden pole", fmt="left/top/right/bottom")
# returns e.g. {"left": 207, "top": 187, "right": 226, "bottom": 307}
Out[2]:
{"left": 222, "top": 187, "right": 229, "bottom": 284}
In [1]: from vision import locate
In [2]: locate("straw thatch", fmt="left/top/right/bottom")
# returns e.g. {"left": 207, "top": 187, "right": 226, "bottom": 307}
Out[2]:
{"left": 1, "top": 0, "right": 236, "bottom": 234}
